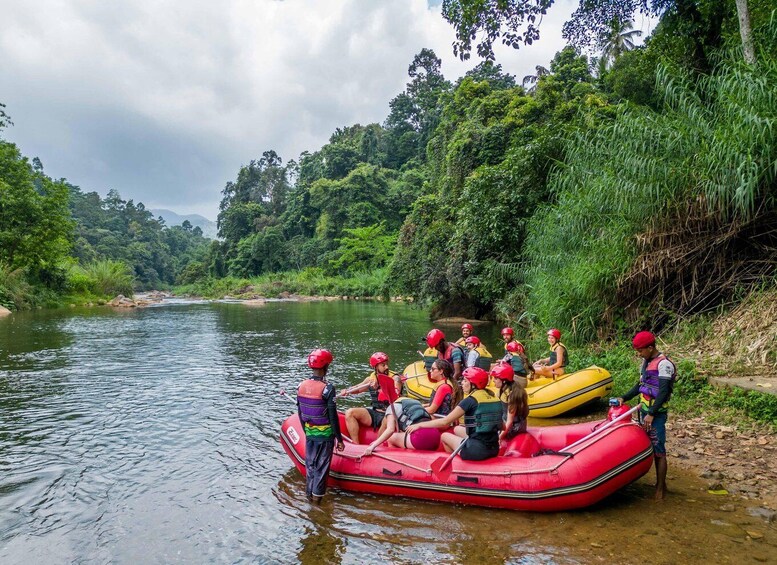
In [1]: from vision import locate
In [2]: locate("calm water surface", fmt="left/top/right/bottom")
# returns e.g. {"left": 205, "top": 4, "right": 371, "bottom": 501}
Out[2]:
{"left": 0, "top": 301, "right": 774, "bottom": 564}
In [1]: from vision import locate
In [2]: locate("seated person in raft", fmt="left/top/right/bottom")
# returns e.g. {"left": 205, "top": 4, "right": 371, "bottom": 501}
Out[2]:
{"left": 502, "top": 340, "right": 531, "bottom": 386}
{"left": 342, "top": 352, "right": 402, "bottom": 444}
{"left": 490, "top": 362, "right": 529, "bottom": 441}
{"left": 406, "top": 367, "right": 502, "bottom": 461}
{"left": 424, "top": 359, "right": 462, "bottom": 417}
{"left": 362, "top": 398, "right": 442, "bottom": 455}
{"left": 532, "top": 328, "right": 568, "bottom": 379}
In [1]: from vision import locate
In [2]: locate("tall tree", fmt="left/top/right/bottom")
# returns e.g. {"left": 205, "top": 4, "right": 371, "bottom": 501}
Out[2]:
{"left": 599, "top": 18, "right": 642, "bottom": 69}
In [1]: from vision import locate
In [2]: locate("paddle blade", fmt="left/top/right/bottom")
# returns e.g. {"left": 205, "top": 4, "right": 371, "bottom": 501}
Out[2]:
{"left": 377, "top": 373, "right": 399, "bottom": 404}
{"left": 430, "top": 456, "right": 453, "bottom": 482}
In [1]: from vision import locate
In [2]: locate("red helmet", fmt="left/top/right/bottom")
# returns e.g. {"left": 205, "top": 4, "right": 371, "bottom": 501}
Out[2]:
{"left": 462, "top": 367, "right": 490, "bottom": 389}
{"left": 369, "top": 351, "right": 389, "bottom": 368}
{"left": 465, "top": 336, "right": 480, "bottom": 346}
{"left": 506, "top": 341, "right": 524, "bottom": 354}
{"left": 547, "top": 328, "right": 561, "bottom": 340}
{"left": 308, "top": 348, "right": 333, "bottom": 369}
{"left": 426, "top": 328, "right": 445, "bottom": 348}
{"left": 461, "top": 323, "right": 473, "bottom": 331}
{"left": 490, "top": 361, "right": 514, "bottom": 382}
{"left": 501, "top": 327, "right": 514, "bottom": 337}
{"left": 632, "top": 331, "right": 656, "bottom": 349}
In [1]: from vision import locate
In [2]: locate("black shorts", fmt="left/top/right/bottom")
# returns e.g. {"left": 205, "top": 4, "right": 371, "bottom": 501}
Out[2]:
{"left": 460, "top": 437, "right": 499, "bottom": 461}
{"left": 367, "top": 408, "right": 386, "bottom": 429}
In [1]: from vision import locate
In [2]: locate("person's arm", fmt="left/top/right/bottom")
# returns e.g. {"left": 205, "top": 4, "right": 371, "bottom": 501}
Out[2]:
{"left": 406, "top": 405, "right": 465, "bottom": 433}
{"left": 324, "top": 384, "right": 345, "bottom": 450}
{"left": 618, "top": 382, "right": 641, "bottom": 404}
{"left": 296, "top": 388, "right": 305, "bottom": 435}
{"left": 500, "top": 408, "right": 514, "bottom": 441}
{"left": 338, "top": 376, "right": 371, "bottom": 397}
{"left": 363, "top": 414, "right": 398, "bottom": 455}
{"left": 425, "top": 383, "right": 452, "bottom": 414}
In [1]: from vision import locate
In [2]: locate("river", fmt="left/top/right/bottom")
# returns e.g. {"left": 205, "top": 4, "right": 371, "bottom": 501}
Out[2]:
{"left": 0, "top": 301, "right": 774, "bottom": 563}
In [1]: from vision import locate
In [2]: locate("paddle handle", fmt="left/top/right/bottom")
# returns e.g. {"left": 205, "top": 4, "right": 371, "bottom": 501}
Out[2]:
{"left": 560, "top": 405, "right": 640, "bottom": 452}
{"left": 438, "top": 437, "right": 468, "bottom": 472}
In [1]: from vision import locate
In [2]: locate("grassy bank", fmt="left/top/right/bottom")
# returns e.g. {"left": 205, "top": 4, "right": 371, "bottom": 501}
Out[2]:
{"left": 0, "top": 260, "right": 134, "bottom": 311}
{"left": 175, "top": 267, "right": 389, "bottom": 299}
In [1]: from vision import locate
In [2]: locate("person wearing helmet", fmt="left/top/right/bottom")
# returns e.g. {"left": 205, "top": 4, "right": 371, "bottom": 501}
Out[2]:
{"left": 532, "top": 329, "right": 568, "bottom": 379}
{"left": 464, "top": 336, "right": 482, "bottom": 369}
{"left": 501, "top": 327, "right": 525, "bottom": 355}
{"left": 502, "top": 340, "right": 531, "bottom": 385}
{"left": 617, "top": 331, "right": 677, "bottom": 501}
{"left": 342, "top": 352, "right": 402, "bottom": 444}
{"left": 423, "top": 329, "right": 464, "bottom": 382}
{"left": 362, "top": 397, "right": 442, "bottom": 456}
{"left": 423, "top": 359, "right": 462, "bottom": 417}
{"left": 406, "top": 367, "right": 502, "bottom": 461}
{"left": 455, "top": 323, "right": 474, "bottom": 346}
{"left": 297, "top": 348, "right": 345, "bottom": 502}
{"left": 490, "top": 362, "right": 529, "bottom": 440}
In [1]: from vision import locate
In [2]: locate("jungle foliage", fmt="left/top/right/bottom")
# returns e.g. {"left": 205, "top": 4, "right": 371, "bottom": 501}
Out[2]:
{"left": 0, "top": 118, "right": 211, "bottom": 306}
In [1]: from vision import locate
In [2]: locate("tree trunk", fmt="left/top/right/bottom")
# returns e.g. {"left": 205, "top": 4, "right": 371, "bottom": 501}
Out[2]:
{"left": 735, "top": 0, "right": 756, "bottom": 65}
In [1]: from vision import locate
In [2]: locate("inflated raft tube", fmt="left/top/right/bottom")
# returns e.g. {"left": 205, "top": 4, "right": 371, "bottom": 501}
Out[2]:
{"left": 280, "top": 410, "right": 653, "bottom": 512}
{"left": 402, "top": 361, "right": 613, "bottom": 418}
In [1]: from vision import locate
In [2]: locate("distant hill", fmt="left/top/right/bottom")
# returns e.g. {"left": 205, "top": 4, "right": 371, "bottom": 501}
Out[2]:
{"left": 151, "top": 209, "right": 218, "bottom": 239}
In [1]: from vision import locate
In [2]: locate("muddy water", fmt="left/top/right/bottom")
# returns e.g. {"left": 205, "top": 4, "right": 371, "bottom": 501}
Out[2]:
{"left": 0, "top": 301, "right": 774, "bottom": 564}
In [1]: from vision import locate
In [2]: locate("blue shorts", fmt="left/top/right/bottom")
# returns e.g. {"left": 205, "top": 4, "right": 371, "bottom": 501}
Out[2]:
{"left": 639, "top": 410, "right": 667, "bottom": 457}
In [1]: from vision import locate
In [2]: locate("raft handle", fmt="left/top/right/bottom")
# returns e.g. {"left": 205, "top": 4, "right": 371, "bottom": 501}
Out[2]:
{"left": 382, "top": 468, "right": 402, "bottom": 477}
{"left": 456, "top": 476, "right": 479, "bottom": 484}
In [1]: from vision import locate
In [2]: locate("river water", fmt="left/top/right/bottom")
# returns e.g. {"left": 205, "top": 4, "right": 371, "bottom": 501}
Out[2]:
{"left": 0, "top": 301, "right": 774, "bottom": 564}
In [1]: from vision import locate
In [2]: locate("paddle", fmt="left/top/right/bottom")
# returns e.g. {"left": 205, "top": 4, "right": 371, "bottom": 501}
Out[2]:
{"left": 559, "top": 404, "right": 640, "bottom": 452}
{"left": 430, "top": 437, "right": 468, "bottom": 482}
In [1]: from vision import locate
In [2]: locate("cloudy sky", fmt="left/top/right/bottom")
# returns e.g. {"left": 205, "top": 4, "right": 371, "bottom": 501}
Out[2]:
{"left": 0, "top": 0, "right": 654, "bottom": 220}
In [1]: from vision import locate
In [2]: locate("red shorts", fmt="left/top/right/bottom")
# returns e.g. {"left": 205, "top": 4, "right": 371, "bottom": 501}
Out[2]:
{"left": 407, "top": 428, "right": 441, "bottom": 451}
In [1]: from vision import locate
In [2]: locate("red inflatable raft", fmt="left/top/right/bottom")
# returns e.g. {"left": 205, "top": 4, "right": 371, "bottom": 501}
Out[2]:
{"left": 279, "top": 408, "right": 653, "bottom": 512}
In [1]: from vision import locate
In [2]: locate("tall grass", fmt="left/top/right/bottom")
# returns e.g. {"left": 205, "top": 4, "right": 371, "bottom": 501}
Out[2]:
{"left": 0, "top": 264, "right": 33, "bottom": 310}
{"left": 522, "top": 19, "right": 777, "bottom": 340}
{"left": 67, "top": 260, "right": 135, "bottom": 297}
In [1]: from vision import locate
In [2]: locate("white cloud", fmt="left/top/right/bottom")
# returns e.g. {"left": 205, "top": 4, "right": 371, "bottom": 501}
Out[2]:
{"left": 0, "top": 0, "right": 652, "bottom": 220}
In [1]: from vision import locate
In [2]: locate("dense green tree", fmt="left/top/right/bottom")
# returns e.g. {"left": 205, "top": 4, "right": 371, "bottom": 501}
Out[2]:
{"left": 0, "top": 140, "right": 72, "bottom": 281}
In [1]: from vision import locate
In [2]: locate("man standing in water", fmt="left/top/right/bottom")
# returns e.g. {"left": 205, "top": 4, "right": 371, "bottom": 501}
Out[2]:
{"left": 618, "top": 331, "right": 677, "bottom": 501}
{"left": 297, "top": 348, "right": 344, "bottom": 503}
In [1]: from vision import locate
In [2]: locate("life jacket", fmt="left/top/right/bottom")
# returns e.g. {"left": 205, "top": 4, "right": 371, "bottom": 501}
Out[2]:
{"left": 440, "top": 342, "right": 465, "bottom": 365}
{"left": 499, "top": 387, "right": 510, "bottom": 422}
{"left": 455, "top": 337, "right": 467, "bottom": 347}
{"left": 639, "top": 353, "right": 677, "bottom": 412}
{"left": 422, "top": 347, "right": 439, "bottom": 372}
{"left": 464, "top": 388, "right": 503, "bottom": 436}
{"left": 395, "top": 398, "right": 432, "bottom": 431}
{"left": 474, "top": 345, "right": 493, "bottom": 370}
{"left": 549, "top": 343, "right": 568, "bottom": 367}
{"left": 432, "top": 382, "right": 454, "bottom": 416}
{"left": 503, "top": 352, "right": 528, "bottom": 377}
{"left": 297, "top": 378, "right": 332, "bottom": 436}
{"left": 366, "top": 370, "right": 399, "bottom": 411}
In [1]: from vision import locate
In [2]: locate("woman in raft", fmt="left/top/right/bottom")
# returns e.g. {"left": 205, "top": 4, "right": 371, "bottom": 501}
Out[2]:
{"left": 490, "top": 361, "right": 529, "bottom": 441}
{"left": 503, "top": 340, "right": 531, "bottom": 386}
{"left": 532, "top": 328, "right": 569, "bottom": 379}
{"left": 424, "top": 359, "right": 462, "bottom": 417}
{"left": 406, "top": 367, "right": 502, "bottom": 461}
{"left": 362, "top": 397, "right": 442, "bottom": 455}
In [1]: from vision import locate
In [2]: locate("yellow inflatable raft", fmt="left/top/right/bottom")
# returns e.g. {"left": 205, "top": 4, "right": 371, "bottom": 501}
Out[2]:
{"left": 401, "top": 361, "right": 613, "bottom": 418}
